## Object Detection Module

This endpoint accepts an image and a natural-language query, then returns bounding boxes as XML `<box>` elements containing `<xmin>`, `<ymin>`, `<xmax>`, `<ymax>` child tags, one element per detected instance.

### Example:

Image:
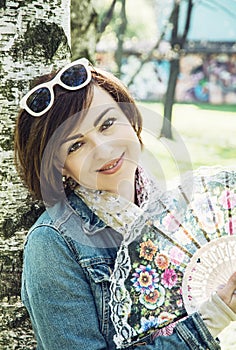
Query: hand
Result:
<box><xmin>217</xmin><ymin>272</ymin><xmax>236</xmax><ymax>313</ymax></box>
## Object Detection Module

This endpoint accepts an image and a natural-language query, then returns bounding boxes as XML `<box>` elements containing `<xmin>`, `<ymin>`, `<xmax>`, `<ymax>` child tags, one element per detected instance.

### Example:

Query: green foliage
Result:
<box><xmin>90</xmin><ymin>0</ymin><xmax>157</xmax><ymax>43</ymax></box>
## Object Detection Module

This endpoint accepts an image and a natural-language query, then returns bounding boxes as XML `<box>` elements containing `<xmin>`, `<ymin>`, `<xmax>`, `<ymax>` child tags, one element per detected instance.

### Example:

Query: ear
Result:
<box><xmin>62</xmin><ymin>168</ymin><xmax>69</xmax><ymax>177</ymax></box>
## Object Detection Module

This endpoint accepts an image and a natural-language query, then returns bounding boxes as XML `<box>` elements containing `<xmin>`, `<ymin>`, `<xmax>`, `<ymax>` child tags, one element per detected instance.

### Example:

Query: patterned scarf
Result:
<box><xmin>75</xmin><ymin>167</ymin><xmax>155</xmax><ymax>236</ymax></box>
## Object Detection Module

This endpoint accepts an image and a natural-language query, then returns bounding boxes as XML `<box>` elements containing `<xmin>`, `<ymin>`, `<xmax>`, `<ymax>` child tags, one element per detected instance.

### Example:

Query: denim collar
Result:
<box><xmin>66</xmin><ymin>192</ymin><xmax>107</xmax><ymax>235</ymax></box>
<box><xmin>45</xmin><ymin>191</ymin><xmax>106</xmax><ymax>236</ymax></box>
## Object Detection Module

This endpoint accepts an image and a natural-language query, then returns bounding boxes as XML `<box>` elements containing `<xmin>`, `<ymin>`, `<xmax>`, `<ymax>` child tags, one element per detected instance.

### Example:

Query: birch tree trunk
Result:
<box><xmin>0</xmin><ymin>1</ymin><xmax>71</xmax><ymax>348</ymax></box>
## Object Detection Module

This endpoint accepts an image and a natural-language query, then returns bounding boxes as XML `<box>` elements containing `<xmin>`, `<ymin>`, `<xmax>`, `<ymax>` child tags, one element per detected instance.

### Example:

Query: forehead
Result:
<box><xmin>77</xmin><ymin>85</ymin><xmax>120</xmax><ymax>129</ymax></box>
<box><xmin>88</xmin><ymin>84</ymin><xmax>117</xmax><ymax>113</ymax></box>
<box><xmin>91</xmin><ymin>84</ymin><xmax>115</xmax><ymax>105</ymax></box>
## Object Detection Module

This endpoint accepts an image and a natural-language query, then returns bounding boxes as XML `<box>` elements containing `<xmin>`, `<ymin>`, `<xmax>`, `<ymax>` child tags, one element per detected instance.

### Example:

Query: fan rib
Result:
<box><xmin>178</xmin><ymin>185</ymin><xmax>211</xmax><ymax>243</ymax></box>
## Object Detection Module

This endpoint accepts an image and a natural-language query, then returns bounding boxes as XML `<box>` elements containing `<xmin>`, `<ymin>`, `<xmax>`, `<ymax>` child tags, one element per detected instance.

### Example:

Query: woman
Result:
<box><xmin>15</xmin><ymin>58</ymin><xmax>236</xmax><ymax>349</ymax></box>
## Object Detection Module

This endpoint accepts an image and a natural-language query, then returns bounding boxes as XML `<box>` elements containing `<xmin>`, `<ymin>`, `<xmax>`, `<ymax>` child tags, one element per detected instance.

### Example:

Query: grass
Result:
<box><xmin>138</xmin><ymin>101</ymin><xmax>236</xmax><ymax>186</ymax></box>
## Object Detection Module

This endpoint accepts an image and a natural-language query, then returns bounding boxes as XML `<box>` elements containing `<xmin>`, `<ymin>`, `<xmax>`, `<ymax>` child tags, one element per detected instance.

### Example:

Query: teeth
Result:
<box><xmin>102</xmin><ymin>160</ymin><xmax>118</xmax><ymax>171</ymax></box>
<box><xmin>98</xmin><ymin>153</ymin><xmax>124</xmax><ymax>172</ymax></box>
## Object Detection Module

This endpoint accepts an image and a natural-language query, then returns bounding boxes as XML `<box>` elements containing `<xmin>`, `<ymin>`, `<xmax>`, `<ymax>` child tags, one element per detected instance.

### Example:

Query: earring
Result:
<box><xmin>62</xmin><ymin>176</ymin><xmax>78</xmax><ymax>190</ymax></box>
<box><xmin>62</xmin><ymin>175</ymin><xmax>67</xmax><ymax>188</ymax></box>
<box><xmin>67</xmin><ymin>177</ymin><xmax>78</xmax><ymax>190</ymax></box>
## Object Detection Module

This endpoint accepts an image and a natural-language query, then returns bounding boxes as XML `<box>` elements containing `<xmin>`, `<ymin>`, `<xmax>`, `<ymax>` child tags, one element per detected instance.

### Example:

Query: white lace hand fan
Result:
<box><xmin>182</xmin><ymin>235</ymin><xmax>236</xmax><ymax>314</ymax></box>
<box><xmin>109</xmin><ymin>166</ymin><xmax>236</xmax><ymax>349</ymax></box>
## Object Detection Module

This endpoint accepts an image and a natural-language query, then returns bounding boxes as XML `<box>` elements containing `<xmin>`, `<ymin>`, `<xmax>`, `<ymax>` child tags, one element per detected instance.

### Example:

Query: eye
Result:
<box><xmin>68</xmin><ymin>140</ymin><xmax>84</xmax><ymax>154</ymax></box>
<box><xmin>99</xmin><ymin>117</ymin><xmax>116</xmax><ymax>132</ymax></box>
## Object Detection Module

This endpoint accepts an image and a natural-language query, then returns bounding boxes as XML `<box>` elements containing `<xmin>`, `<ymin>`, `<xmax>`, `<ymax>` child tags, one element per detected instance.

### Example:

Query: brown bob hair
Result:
<box><xmin>14</xmin><ymin>63</ymin><xmax>143</xmax><ymax>206</ymax></box>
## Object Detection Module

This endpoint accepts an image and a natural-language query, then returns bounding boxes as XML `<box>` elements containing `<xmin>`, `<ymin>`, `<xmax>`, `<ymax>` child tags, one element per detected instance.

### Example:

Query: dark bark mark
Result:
<box><xmin>1</xmin><ymin>201</ymin><xmax>44</xmax><ymax>239</ymax></box>
<box><xmin>0</xmin><ymin>0</ymin><xmax>6</xmax><ymax>9</ymax></box>
<box><xmin>10</xmin><ymin>21</ymin><xmax>70</xmax><ymax>63</ymax></box>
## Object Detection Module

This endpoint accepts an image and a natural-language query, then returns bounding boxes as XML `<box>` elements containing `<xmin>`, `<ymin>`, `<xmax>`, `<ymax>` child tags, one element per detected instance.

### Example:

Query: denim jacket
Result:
<box><xmin>21</xmin><ymin>192</ymin><xmax>221</xmax><ymax>350</ymax></box>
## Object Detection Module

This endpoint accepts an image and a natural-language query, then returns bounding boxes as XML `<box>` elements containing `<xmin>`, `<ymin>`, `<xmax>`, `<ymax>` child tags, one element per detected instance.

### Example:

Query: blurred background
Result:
<box><xmin>71</xmin><ymin>0</ymin><xmax>236</xmax><ymax>183</ymax></box>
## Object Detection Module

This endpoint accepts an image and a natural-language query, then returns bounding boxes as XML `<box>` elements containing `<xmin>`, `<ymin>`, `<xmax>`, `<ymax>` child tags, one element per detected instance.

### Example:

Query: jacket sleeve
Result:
<box><xmin>199</xmin><ymin>292</ymin><xmax>236</xmax><ymax>338</ymax></box>
<box><xmin>21</xmin><ymin>225</ymin><xmax>109</xmax><ymax>350</ymax></box>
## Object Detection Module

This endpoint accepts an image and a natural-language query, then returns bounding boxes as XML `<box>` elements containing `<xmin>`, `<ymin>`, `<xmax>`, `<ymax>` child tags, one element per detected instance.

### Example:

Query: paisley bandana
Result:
<box><xmin>75</xmin><ymin>166</ymin><xmax>236</xmax><ymax>348</ymax></box>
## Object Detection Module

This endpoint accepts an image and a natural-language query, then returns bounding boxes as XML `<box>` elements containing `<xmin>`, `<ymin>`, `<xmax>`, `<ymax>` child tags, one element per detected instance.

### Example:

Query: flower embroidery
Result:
<box><xmin>176</xmin><ymin>299</ymin><xmax>183</xmax><ymax>307</ymax></box>
<box><xmin>139</xmin><ymin>286</ymin><xmax>165</xmax><ymax>309</ymax></box>
<box><xmin>139</xmin><ymin>239</ymin><xmax>158</xmax><ymax>261</ymax></box>
<box><xmin>169</xmin><ymin>246</ymin><xmax>185</xmax><ymax>265</ymax></box>
<box><xmin>157</xmin><ymin>311</ymin><xmax>176</xmax><ymax>325</ymax></box>
<box><xmin>139</xmin><ymin>316</ymin><xmax>159</xmax><ymax>333</ymax></box>
<box><xmin>161</xmin><ymin>269</ymin><xmax>178</xmax><ymax>289</ymax></box>
<box><xmin>131</xmin><ymin>264</ymin><xmax>159</xmax><ymax>294</ymax></box>
<box><xmin>155</xmin><ymin>253</ymin><xmax>169</xmax><ymax>270</ymax></box>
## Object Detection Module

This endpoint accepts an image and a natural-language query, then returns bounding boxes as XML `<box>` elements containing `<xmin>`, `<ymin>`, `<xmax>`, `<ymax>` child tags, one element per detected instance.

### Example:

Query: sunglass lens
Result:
<box><xmin>61</xmin><ymin>64</ymin><xmax>88</xmax><ymax>87</ymax></box>
<box><xmin>26</xmin><ymin>87</ymin><xmax>51</xmax><ymax>113</ymax></box>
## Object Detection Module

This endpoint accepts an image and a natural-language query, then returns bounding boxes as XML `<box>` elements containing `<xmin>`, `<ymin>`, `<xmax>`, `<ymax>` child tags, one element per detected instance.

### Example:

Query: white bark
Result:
<box><xmin>0</xmin><ymin>1</ymin><xmax>71</xmax><ymax>348</ymax></box>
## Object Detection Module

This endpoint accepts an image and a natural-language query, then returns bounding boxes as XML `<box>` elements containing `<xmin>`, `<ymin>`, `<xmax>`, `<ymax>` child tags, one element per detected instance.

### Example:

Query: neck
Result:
<box><xmin>116</xmin><ymin>179</ymin><xmax>135</xmax><ymax>203</ymax></box>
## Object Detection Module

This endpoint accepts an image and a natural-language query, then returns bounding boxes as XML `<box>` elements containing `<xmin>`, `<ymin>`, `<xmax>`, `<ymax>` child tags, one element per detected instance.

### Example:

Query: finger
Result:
<box><xmin>226</xmin><ymin>272</ymin><xmax>236</xmax><ymax>294</ymax></box>
<box><xmin>217</xmin><ymin>272</ymin><xmax>236</xmax><ymax>301</ymax></box>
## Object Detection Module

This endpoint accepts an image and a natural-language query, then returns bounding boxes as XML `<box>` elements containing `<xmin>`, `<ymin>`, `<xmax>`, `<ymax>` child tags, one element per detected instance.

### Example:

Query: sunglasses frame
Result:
<box><xmin>20</xmin><ymin>58</ymin><xmax>92</xmax><ymax>117</ymax></box>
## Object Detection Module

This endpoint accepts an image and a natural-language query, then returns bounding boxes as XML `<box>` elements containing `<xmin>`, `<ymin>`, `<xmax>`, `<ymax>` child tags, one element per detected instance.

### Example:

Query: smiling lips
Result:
<box><xmin>97</xmin><ymin>152</ymin><xmax>125</xmax><ymax>174</ymax></box>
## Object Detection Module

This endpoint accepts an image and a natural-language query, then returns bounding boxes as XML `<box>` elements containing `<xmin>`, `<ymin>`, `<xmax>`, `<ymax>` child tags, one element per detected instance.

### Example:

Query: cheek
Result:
<box><xmin>77</xmin><ymin>167</ymin><xmax>98</xmax><ymax>189</ymax></box>
<box><xmin>64</xmin><ymin>155</ymin><xmax>82</xmax><ymax>177</ymax></box>
<box><xmin>68</xmin><ymin>154</ymin><xmax>94</xmax><ymax>182</ymax></box>
<box><xmin>119</xmin><ymin>125</ymin><xmax>140</xmax><ymax>145</ymax></box>
<box><xmin>126</xmin><ymin>132</ymin><xmax>142</xmax><ymax>155</ymax></box>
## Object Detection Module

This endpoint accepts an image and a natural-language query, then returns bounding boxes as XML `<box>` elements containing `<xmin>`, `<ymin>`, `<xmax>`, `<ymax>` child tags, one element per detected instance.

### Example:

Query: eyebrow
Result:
<box><xmin>62</xmin><ymin>107</ymin><xmax>116</xmax><ymax>145</ymax></box>
<box><xmin>93</xmin><ymin>107</ymin><xmax>115</xmax><ymax>127</ymax></box>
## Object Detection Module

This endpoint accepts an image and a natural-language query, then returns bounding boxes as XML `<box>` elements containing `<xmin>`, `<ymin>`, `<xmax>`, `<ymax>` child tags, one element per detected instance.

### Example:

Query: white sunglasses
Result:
<box><xmin>20</xmin><ymin>58</ymin><xmax>92</xmax><ymax>117</ymax></box>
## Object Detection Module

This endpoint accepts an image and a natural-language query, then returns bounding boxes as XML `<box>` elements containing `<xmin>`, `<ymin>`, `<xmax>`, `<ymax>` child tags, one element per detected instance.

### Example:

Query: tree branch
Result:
<box><xmin>127</xmin><ymin>2</ymin><xmax>178</xmax><ymax>87</ymax></box>
<box><xmin>98</xmin><ymin>0</ymin><xmax>117</xmax><ymax>34</ymax></box>
<box><xmin>115</xmin><ymin>0</ymin><xmax>127</xmax><ymax>76</ymax></box>
<box><xmin>182</xmin><ymin>0</ymin><xmax>194</xmax><ymax>42</ymax></box>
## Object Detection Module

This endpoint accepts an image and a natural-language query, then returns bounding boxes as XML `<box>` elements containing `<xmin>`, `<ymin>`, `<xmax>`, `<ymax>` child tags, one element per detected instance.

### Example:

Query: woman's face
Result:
<box><xmin>62</xmin><ymin>85</ymin><xmax>141</xmax><ymax>201</ymax></box>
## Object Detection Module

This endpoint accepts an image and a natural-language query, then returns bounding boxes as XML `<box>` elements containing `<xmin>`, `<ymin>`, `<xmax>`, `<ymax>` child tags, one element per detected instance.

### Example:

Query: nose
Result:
<box><xmin>89</xmin><ymin>132</ymin><xmax>113</xmax><ymax>160</ymax></box>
